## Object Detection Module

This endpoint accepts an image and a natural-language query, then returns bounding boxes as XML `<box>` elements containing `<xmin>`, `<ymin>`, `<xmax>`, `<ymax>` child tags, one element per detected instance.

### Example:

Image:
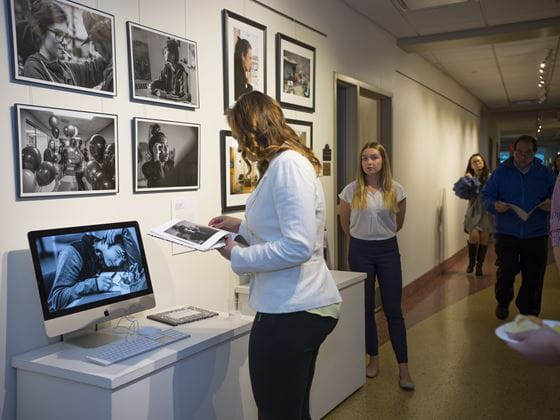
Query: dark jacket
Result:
<box><xmin>482</xmin><ymin>157</ymin><xmax>555</xmax><ymax>238</ymax></box>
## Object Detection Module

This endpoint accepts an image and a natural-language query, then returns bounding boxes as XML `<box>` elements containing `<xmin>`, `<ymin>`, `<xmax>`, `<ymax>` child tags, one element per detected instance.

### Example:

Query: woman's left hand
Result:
<box><xmin>217</xmin><ymin>237</ymin><xmax>238</xmax><ymax>261</ymax></box>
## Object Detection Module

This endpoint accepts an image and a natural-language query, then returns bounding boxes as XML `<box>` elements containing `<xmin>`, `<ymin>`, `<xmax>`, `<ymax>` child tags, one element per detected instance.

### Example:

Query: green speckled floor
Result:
<box><xmin>325</xmin><ymin>264</ymin><xmax>560</xmax><ymax>420</ymax></box>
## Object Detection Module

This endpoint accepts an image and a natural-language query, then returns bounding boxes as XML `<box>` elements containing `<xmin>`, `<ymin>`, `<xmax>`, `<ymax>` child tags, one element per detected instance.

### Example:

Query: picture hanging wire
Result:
<box><xmin>250</xmin><ymin>0</ymin><xmax>328</xmax><ymax>37</ymax></box>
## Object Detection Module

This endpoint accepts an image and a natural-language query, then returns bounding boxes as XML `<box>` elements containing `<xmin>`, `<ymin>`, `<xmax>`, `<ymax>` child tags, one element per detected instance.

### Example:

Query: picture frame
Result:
<box><xmin>16</xmin><ymin>103</ymin><xmax>118</xmax><ymax>198</ymax></box>
<box><xmin>276</xmin><ymin>33</ymin><xmax>316</xmax><ymax>112</ymax></box>
<box><xmin>9</xmin><ymin>0</ymin><xmax>116</xmax><ymax>96</ymax></box>
<box><xmin>134</xmin><ymin>117</ymin><xmax>200</xmax><ymax>193</ymax></box>
<box><xmin>220</xmin><ymin>130</ymin><xmax>259</xmax><ymax>212</ymax></box>
<box><xmin>127</xmin><ymin>21</ymin><xmax>200</xmax><ymax>109</ymax></box>
<box><xmin>222</xmin><ymin>9</ymin><xmax>267</xmax><ymax>111</ymax></box>
<box><xmin>286</xmin><ymin>119</ymin><xmax>313</xmax><ymax>150</ymax></box>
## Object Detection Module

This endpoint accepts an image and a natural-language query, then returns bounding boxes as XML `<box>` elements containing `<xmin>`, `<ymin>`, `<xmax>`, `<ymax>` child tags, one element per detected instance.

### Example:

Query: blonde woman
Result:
<box><xmin>339</xmin><ymin>142</ymin><xmax>414</xmax><ymax>390</ymax></box>
<box><xmin>210</xmin><ymin>91</ymin><xmax>341</xmax><ymax>419</ymax></box>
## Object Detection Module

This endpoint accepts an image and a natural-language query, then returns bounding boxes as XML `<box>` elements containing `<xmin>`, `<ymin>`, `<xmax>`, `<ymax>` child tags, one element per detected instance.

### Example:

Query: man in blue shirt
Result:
<box><xmin>482</xmin><ymin>135</ymin><xmax>555</xmax><ymax>320</ymax></box>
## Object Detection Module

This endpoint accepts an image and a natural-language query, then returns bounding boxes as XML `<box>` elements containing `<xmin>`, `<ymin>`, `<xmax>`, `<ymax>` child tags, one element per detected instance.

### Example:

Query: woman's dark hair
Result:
<box><xmin>147</xmin><ymin>124</ymin><xmax>166</xmax><ymax>159</ymax></box>
<box><xmin>163</xmin><ymin>38</ymin><xmax>180</xmax><ymax>62</ymax></box>
<box><xmin>465</xmin><ymin>153</ymin><xmax>490</xmax><ymax>184</ymax></box>
<box><xmin>553</xmin><ymin>152</ymin><xmax>560</xmax><ymax>175</ymax></box>
<box><xmin>17</xmin><ymin>0</ymin><xmax>67</xmax><ymax>60</ymax></box>
<box><xmin>234</xmin><ymin>38</ymin><xmax>251</xmax><ymax>85</ymax></box>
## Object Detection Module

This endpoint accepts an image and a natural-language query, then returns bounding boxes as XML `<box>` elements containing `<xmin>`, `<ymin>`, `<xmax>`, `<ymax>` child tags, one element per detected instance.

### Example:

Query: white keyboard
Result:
<box><xmin>85</xmin><ymin>329</ymin><xmax>190</xmax><ymax>366</ymax></box>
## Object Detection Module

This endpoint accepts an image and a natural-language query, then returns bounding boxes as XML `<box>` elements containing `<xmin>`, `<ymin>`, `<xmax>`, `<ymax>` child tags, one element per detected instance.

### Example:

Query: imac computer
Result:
<box><xmin>28</xmin><ymin>221</ymin><xmax>156</xmax><ymax>345</ymax></box>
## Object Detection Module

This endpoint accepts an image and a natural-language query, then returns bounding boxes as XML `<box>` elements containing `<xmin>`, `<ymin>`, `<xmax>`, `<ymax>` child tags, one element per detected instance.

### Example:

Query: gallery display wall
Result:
<box><xmin>0</xmin><ymin>0</ymin><xmax>481</xmax><ymax>418</ymax></box>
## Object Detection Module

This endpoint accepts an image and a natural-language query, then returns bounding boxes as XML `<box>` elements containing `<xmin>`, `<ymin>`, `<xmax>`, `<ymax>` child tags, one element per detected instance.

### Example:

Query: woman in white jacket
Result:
<box><xmin>210</xmin><ymin>91</ymin><xmax>341</xmax><ymax>420</ymax></box>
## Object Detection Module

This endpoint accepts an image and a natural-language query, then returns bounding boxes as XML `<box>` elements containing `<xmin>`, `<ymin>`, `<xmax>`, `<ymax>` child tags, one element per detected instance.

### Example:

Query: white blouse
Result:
<box><xmin>339</xmin><ymin>180</ymin><xmax>406</xmax><ymax>240</ymax></box>
<box><xmin>231</xmin><ymin>150</ymin><xmax>342</xmax><ymax>313</ymax></box>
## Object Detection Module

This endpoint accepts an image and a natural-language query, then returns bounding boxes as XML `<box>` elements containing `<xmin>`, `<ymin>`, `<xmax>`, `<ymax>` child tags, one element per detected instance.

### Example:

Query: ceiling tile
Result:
<box><xmin>343</xmin><ymin>0</ymin><xmax>417</xmax><ymax>37</ymax></box>
<box><xmin>403</xmin><ymin>1</ymin><xmax>485</xmax><ymax>35</ymax></box>
<box><xmin>481</xmin><ymin>0</ymin><xmax>560</xmax><ymax>25</ymax></box>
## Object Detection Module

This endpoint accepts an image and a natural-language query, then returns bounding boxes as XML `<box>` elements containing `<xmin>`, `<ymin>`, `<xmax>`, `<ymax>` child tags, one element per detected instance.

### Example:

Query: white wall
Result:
<box><xmin>0</xmin><ymin>0</ymin><xmax>481</xmax><ymax>418</ymax></box>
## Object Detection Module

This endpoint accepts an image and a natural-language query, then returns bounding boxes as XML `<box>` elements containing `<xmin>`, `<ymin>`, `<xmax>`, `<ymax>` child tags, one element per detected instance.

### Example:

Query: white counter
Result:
<box><xmin>13</xmin><ymin>270</ymin><xmax>366</xmax><ymax>420</ymax></box>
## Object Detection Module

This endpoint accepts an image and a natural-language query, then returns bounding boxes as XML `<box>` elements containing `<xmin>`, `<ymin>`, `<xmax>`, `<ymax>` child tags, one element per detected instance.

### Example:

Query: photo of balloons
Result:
<box><xmin>35</xmin><ymin>161</ymin><xmax>57</xmax><ymax>186</ymax></box>
<box><xmin>16</xmin><ymin>104</ymin><xmax>118</xmax><ymax>198</ymax></box>
<box><xmin>48</xmin><ymin>115</ymin><xmax>58</xmax><ymax>129</ymax></box>
<box><xmin>21</xmin><ymin>168</ymin><xmax>38</xmax><ymax>193</ymax></box>
<box><xmin>21</xmin><ymin>146</ymin><xmax>41</xmax><ymax>172</ymax></box>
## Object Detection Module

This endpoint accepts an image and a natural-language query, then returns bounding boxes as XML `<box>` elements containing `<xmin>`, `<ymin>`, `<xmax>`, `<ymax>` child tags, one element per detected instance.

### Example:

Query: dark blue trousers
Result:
<box><xmin>349</xmin><ymin>236</ymin><xmax>408</xmax><ymax>363</ymax></box>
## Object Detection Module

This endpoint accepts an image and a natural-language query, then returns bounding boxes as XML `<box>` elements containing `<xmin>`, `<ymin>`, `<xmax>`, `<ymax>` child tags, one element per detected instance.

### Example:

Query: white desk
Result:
<box><xmin>13</xmin><ymin>270</ymin><xmax>365</xmax><ymax>420</ymax></box>
<box><xmin>235</xmin><ymin>270</ymin><xmax>366</xmax><ymax>419</ymax></box>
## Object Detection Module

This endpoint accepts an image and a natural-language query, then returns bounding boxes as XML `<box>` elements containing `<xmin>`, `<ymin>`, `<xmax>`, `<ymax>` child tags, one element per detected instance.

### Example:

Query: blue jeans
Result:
<box><xmin>349</xmin><ymin>236</ymin><xmax>408</xmax><ymax>363</ymax></box>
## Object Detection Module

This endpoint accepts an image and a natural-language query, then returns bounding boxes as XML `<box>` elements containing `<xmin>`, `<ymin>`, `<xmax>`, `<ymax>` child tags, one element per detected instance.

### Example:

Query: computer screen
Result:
<box><xmin>28</xmin><ymin>221</ymin><xmax>155</xmax><ymax>337</ymax></box>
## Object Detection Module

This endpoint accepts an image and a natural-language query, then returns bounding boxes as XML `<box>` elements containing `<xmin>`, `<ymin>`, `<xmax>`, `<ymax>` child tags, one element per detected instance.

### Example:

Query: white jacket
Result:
<box><xmin>231</xmin><ymin>150</ymin><xmax>342</xmax><ymax>313</ymax></box>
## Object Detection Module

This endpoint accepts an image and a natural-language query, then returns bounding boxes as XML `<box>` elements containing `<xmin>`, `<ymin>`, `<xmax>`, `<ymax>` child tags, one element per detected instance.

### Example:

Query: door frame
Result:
<box><xmin>333</xmin><ymin>73</ymin><xmax>393</xmax><ymax>270</ymax></box>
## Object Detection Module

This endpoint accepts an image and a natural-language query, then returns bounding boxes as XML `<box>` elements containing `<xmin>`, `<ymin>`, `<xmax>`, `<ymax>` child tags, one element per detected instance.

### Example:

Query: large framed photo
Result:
<box><xmin>286</xmin><ymin>119</ymin><xmax>313</xmax><ymax>150</ymax></box>
<box><xmin>134</xmin><ymin>118</ymin><xmax>200</xmax><ymax>193</ymax></box>
<box><xmin>16</xmin><ymin>103</ymin><xmax>118</xmax><ymax>198</ymax></box>
<box><xmin>9</xmin><ymin>0</ymin><xmax>116</xmax><ymax>96</ymax></box>
<box><xmin>222</xmin><ymin>9</ymin><xmax>266</xmax><ymax>111</ymax></box>
<box><xmin>127</xmin><ymin>22</ymin><xmax>199</xmax><ymax>109</ymax></box>
<box><xmin>220</xmin><ymin>130</ymin><xmax>259</xmax><ymax>212</ymax></box>
<box><xmin>276</xmin><ymin>33</ymin><xmax>315</xmax><ymax>112</ymax></box>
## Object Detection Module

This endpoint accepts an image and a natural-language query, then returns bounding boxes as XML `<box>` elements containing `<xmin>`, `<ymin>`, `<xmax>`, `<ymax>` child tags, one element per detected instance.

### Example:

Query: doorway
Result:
<box><xmin>334</xmin><ymin>74</ymin><xmax>393</xmax><ymax>270</ymax></box>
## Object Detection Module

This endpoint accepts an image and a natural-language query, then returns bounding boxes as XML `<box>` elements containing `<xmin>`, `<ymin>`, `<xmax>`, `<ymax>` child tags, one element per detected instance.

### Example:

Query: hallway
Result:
<box><xmin>325</xmin><ymin>249</ymin><xmax>560</xmax><ymax>420</ymax></box>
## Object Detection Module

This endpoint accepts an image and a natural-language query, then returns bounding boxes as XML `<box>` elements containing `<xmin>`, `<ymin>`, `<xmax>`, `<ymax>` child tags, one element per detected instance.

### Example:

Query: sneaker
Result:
<box><xmin>496</xmin><ymin>304</ymin><xmax>509</xmax><ymax>320</ymax></box>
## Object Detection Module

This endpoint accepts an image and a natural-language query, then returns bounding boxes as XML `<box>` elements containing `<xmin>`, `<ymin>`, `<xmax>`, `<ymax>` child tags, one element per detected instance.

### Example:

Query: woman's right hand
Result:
<box><xmin>209</xmin><ymin>215</ymin><xmax>242</xmax><ymax>233</ymax></box>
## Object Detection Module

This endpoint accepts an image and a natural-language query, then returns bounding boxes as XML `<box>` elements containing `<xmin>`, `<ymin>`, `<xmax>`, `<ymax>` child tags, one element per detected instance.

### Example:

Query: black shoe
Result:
<box><xmin>475</xmin><ymin>264</ymin><xmax>483</xmax><ymax>276</ymax></box>
<box><xmin>466</xmin><ymin>263</ymin><xmax>475</xmax><ymax>274</ymax></box>
<box><xmin>496</xmin><ymin>305</ymin><xmax>509</xmax><ymax>320</ymax></box>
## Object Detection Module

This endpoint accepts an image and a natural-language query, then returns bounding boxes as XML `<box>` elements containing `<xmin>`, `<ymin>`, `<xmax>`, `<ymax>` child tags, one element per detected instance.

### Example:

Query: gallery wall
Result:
<box><xmin>0</xmin><ymin>0</ymin><xmax>481</xmax><ymax>418</ymax></box>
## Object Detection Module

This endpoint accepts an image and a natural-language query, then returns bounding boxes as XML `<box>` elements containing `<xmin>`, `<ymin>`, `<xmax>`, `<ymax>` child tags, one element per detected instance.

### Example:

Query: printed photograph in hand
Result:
<box><xmin>33</xmin><ymin>227</ymin><xmax>147</xmax><ymax>313</ymax></box>
<box><xmin>128</xmin><ymin>21</ymin><xmax>199</xmax><ymax>108</ymax></box>
<box><xmin>10</xmin><ymin>0</ymin><xmax>115</xmax><ymax>95</ymax></box>
<box><xmin>165</xmin><ymin>221</ymin><xmax>220</xmax><ymax>246</ymax></box>
<box><xmin>16</xmin><ymin>103</ymin><xmax>118</xmax><ymax>198</ymax></box>
<box><xmin>134</xmin><ymin>117</ymin><xmax>200</xmax><ymax>192</ymax></box>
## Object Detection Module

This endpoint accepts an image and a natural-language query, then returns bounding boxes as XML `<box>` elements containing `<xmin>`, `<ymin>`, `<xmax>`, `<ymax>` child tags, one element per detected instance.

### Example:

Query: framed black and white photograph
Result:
<box><xmin>127</xmin><ymin>22</ymin><xmax>199</xmax><ymax>109</ymax></box>
<box><xmin>10</xmin><ymin>0</ymin><xmax>116</xmax><ymax>95</ymax></box>
<box><xmin>276</xmin><ymin>33</ymin><xmax>315</xmax><ymax>112</ymax></box>
<box><xmin>286</xmin><ymin>119</ymin><xmax>313</xmax><ymax>150</ymax></box>
<box><xmin>16</xmin><ymin>103</ymin><xmax>118</xmax><ymax>198</ymax></box>
<box><xmin>222</xmin><ymin>9</ymin><xmax>266</xmax><ymax>110</ymax></box>
<box><xmin>220</xmin><ymin>130</ymin><xmax>259</xmax><ymax>212</ymax></box>
<box><xmin>134</xmin><ymin>118</ymin><xmax>200</xmax><ymax>193</ymax></box>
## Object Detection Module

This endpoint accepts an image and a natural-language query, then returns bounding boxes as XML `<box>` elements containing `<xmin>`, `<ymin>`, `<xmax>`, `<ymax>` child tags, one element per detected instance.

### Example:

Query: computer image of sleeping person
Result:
<box><xmin>44</xmin><ymin>227</ymin><xmax>147</xmax><ymax>312</ymax></box>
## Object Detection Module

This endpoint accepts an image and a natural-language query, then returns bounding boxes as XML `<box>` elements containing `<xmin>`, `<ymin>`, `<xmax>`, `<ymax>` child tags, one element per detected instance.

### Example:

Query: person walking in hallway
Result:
<box><xmin>462</xmin><ymin>153</ymin><xmax>494</xmax><ymax>276</ymax></box>
<box><xmin>339</xmin><ymin>142</ymin><xmax>414</xmax><ymax>391</ymax></box>
<box><xmin>482</xmin><ymin>135</ymin><xmax>555</xmax><ymax>320</ymax></box>
<box><xmin>507</xmin><ymin>174</ymin><xmax>560</xmax><ymax>365</ymax></box>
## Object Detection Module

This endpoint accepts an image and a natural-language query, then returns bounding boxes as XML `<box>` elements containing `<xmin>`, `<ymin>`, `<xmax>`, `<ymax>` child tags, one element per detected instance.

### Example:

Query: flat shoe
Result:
<box><xmin>399</xmin><ymin>377</ymin><xmax>415</xmax><ymax>391</ymax></box>
<box><xmin>366</xmin><ymin>364</ymin><xmax>378</xmax><ymax>378</ymax></box>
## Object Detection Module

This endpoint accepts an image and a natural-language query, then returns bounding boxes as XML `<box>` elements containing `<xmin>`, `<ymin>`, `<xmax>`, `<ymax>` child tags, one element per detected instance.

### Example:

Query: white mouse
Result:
<box><xmin>138</xmin><ymin>326</ymin><xmax>161</xmax><ymax>336</ymax></box>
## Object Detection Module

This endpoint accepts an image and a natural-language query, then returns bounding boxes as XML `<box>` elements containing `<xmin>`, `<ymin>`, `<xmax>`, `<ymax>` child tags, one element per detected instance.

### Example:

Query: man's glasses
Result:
<box><xmin>47</xmin><ymin>28</ymin><xmax>71</xmax><ymax>43</ymax></box>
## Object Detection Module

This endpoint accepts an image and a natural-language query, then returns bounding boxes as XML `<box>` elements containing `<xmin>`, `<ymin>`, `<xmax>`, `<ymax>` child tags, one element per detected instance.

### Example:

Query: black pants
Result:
<box><xmin>249</xmin><ymin>311</ymin><xmax>337</xmax><ymax>420</ymax></box>
<box><xmin>348</xmin><ymin>236</ymin><xmax>408</xmax><ymax>363</ymax></box>
<box><xmin>494</xmin><ymin>234</ymin><xmax>548</xmax><ymax>315</ymax></box>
